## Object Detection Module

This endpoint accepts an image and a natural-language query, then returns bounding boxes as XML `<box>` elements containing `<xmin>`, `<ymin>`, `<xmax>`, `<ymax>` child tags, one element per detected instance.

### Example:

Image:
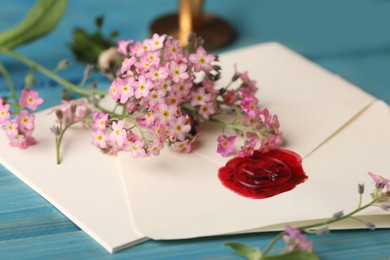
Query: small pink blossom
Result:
<box><xmin>150</xmin><ymin>33</ymin><xmax>166</xmax><ymax>51</ymax></box>
<box><xmin>121</xmin><ymin>56</ymin><xmax>136</xmax><ymax>74</ymax></box>
<box><xmin>164</xmin><ymin>38</ymin><xmax>182</xmax><ymax>60</ymax></box>
<box><xmin>159</xmin><ymin>80</ymin><xmax>172</xmax><ymax>93</ymax></box>
<box><xmin>199</xmin><ymin>102</ymin><xmax>215</xmax><ymax>120</ymax></box>
<box><xmin>368</xmin><ymin>172</ymin><xmax>390</xmax><ymax>191</ymax></box>
<box><xmin>222</xmin><ymin>90</ymin><xmax>238</xmax><ymax>105</ymax></box>
<box><xmin>258</xmin><ymin>108</ymin><xmax>271</xmax><ymax>128</ymax></box>
<box><xmin>239</xmin><ymin>138</ymin><xmax>257</xmax><ymax>157</ymax></box>
<box><xmin>15</xmin><ymin>110</ymin><xmax>35</xmax><ymax>130</ymax></box>
<box><xmin>109</xmin><ymin>78</ymin><xmax>122</xmax><ymax>100</ymax></box>
<box><xmin>92</xmin><ymin>112</ymin><xmax>109</xmax><ymax>131</ymax></box>
<box><xmin>125</xmin><ymin>130</ymin><xmax>141</xmax><ymax>143</ymax></box>
<box><xmin>172</xmin><ymin>82</ymin><xmax>192</xmax><ymax>98</ymax></box>
<box><xmin>91</xmin><ymin>131</ymin><xmax>108</xmax><ymax>149</ymax></box>
<box><xmin>145</xmin><ymin>51</ymin><xmax>161</xmax><ymax>66</ymax></box>
<box><xmin>135</xmin><ymin>57</ymin><xmax>152</xmax><ymax>72</ymax></box>
<box><xmin>147</xmin><ymin>66</ymin><xmax>168</xmax><ymax>82</ymax></box>
<box><xmin>147</xmin><ymin>141</ymin><xmax>164</xmax><ymax>156</ymax></box>
<box><xmin>2</xmin><ymin>120</ymin><xmax>18</xmax><ymax>137</ymax></box>
<box><xmin>169</xmin><ymin>62</ymin><xmax>189</xmax><ymax>83</ymax></box>
<box><xmin>152</xmin><ymin>122</ymin><xmax>167</xmax><ymax>142</ymax></box>
<box><xmin>283</xmin><ymin>226</ymin><xmax>313</xmax><ymax>253</ymax></box>
<box><xmin>140</xmin><ymin>39</ymin><xmax>151</xmax><ymax>54</ymax></box>
<box><xmin>117</xmin><ymin>39</ymin><xmax>133</xmax><ymax>55</ymax></box>
<box><xmin>155</xmin><ymin>104</ymin><xmax>177</xmax><ymax>124</ymax></box>
<box><xmin>134</xmin><ymin>75</ymin><xmax>152</xmax><ymax>99</ymax></box>
<box><xmin>259</xmin><ymin>135</ymin><xmax>282</xmax><ymax>153</ymax></box>
<box><xmin>146</xmin><ymin>90</ymin><xmax>165</xmax><ymax>107</ymax></box>
<box><xmin>109</xmin><ymin>120</ymin><xmax>127</xmax><ymax>147</ymax></box>
<box><xmin>119</xmin><ymin>77</ymin><xmax>135</xmax><ymax>103</ymax></box>
<box><xmin>169</xmin><ymin>115</ymin><xmax>191</xmax><ymax>141</ymax></box>
<box><xmin>188</xmin><ymin>47</ymin><xmax>215</xmax><ymax>72</ymax></box>
<box><xmin>8</xmin><ymin>134</ymin><xmax>36</xmax><ymax>149</ymax></box>
<box><xmin>139</xmin><ymin>111</ymin><xmax>155</xmax><ymax>127</ymax></box>
<box><xmin>239</xmin><ymin>83</ymin><xmax>258</xmax><ymax>99</ymax></box>
<box><xmin>239</xmin><ymin>97</ymin><xmax>258</xmax><ymax>117</ymax></box>
<box><xmin>128</xmin><ymin>140</ymin><xmax>146</xmax><ymax>158</ymax></box>
<box><xmin>190</xmin><ymin>87</ymin><xmax>211</xmax><ymax>107</ymax></box>
<box><xmin>19</xmin><ymin>89</ymin><xmax>43</xmax><ymax>111</ymax></box>
<box><xmin>170</xmin><ymin>139</ymin><xmax>192</xmax><ymax>153</ymax></box>
<box><xmin>0</xmin><ymin>101</ymin><xmax>10</xmax><ymax>124</ymax></box>
<box><xmin>217</xmin><ymin>135</ymin><xmax>236</xmax><ymax>157</ymax></box>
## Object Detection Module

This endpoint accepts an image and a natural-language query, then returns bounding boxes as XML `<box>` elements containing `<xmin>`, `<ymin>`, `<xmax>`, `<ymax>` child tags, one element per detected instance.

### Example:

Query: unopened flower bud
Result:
<box><xmin>332</xmin><ymin>210</ymin><xmax>344</xmax><ymax>219</ymax></box>
<box><xmin>376</xmin><ymin>183</ymin><xmax>385</xmax><ymax>190</ymax></box>
<box><xmin>316</xmin><ymin>226</ymin><xmax>329</xmax><ymax>235</ymax></box>
<box><xmin>89</xmin><ymin>82</ymin><xmax>98</xmax><ymax>89</ymax></box>
<box><xmin>50</xmin><ymin>125</ymin><xmax>61</xmax><ymax>136</ymax></box>
<box><xmin>364</xmin><ymin>221</ymin><xmax>375</xmax><ymax>230</ymax></box>
<box><xmin>213</xmin><ymin>65</ymin><xmax>222</xmax><ymax>71</ymax></box>
<box><xmin>24</xmin><ymin>72</ymin><xmax>36</xmax><ymax>88</ymax></box>
<box><xmin>55</xmin><ymin>59</ymin><xmax>69</xmax><ymax>71</ymax></box>
<box><xmin>226</xmin><ymin>108</ymin><xmax>236</xmax><ymax>115</ymax></box>
<box><xmin>1</xmin><ymin>96</ymin><xmax>8</xmax><ymax>104</ymax></box>
<box><xmin>380</xmin><ymin>204</ymin><xmax>390</xmax><ymax>211</ymax></box>
<box><xmin>187</xmin><ymin>32</ymin><xmax>196</xmax><ymax>43</ymax></box>
<box><xmin>83</xmin><ymin>64</ymin><xmax>94</xmax><ymax>79</ymax></box>
<box><xmin>232</xmin><ymin>73</ymin><xmax>240</xmax><ymax>82</ymax></box>
<box><xmin>84</xmin><ymin>109</ymin><xmax>92</xmax><ymax>117</ymax></box>
<box><xmin>55</xmin><ymin>109</ymin><xmax>63</xmax><ymax>120</ymax></box>
<box><xmin>194</xmin><ymin>38</ymin><xmax>204</xmax><ymax>49</ymax></box>
<box><xmin>62</xmin><ymin>90</ymin><xmax>70</xmax><ymax>101</ymax></box>
<box><xmin>358</xmin><ymin>183</ymin><xmax>364</xmax><ymax>194</ymax></box>
<box><xmin>71</xmin><ymin>104</ymin><xmax>77</xmax><ymax>114</ymax></box>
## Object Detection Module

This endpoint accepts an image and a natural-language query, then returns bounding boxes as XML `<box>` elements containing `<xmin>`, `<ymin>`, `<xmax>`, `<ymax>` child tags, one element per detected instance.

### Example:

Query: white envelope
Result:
<box><xmin>0</xmin><ymin>108</ymin><xmax>146</xmax><ymax>253</ymax></box>
<box><xmin>118</xmin><ymin>43</ymin><xmax>390</xmax><ymax>240</ymax></box>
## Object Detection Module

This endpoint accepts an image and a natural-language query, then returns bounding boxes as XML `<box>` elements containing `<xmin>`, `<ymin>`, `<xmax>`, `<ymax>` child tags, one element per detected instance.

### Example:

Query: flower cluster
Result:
<box><xmin>90</xmin><ymin>34</ymin><xmax>282</xmax><ymax>158</ymax></box>
<box><xmin>282</xmin><ymin>226</ymin><xmax>314</xmax><ymax>253</ymax></box>
<box><xmin>0</xmin><ymin>89</ymin><xmax>43</xmax><ymax>149</ymax></box>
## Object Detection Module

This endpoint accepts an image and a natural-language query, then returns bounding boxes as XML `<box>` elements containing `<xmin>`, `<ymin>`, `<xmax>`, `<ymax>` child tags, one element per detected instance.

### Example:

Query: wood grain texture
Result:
<box><xmin>0</xmin><ymin>0</ymin><xmax>389</xmax><ymax>259</ymax></box>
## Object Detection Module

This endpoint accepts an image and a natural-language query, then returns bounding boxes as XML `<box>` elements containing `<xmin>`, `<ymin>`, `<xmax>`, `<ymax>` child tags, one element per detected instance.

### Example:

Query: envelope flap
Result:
<box><xmin>193</xmin><ymin>100</ymin><xmax>374</xmax><ymax>166</ymax></box>
<box><xmin>118</xmin><ymin>101</ymin><xmax>389</xmax><ymax>240</ymax></box>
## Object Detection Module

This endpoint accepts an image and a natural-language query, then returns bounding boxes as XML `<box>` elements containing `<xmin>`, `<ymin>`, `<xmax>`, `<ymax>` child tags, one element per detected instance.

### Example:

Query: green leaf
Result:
<box><xmin>0</xmin><ymin>0</ymin><xmax>67</xmax><ymax>49</ymax></box>
<box><xmin>225</xmin><ymin>242</ymin><xmax>262</xmax><ymax>260</ymax></box>
<box><xmin>261</xmin><ymin>250</ymin><xmax>319</xmax><ymax>260</ymax></box>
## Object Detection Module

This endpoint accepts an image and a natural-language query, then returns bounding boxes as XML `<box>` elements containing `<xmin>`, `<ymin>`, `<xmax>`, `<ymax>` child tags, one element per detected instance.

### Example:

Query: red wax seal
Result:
<box><xmin>218</xmin><ymin>149</ymin><xmax>307</xmax><ymax>199</ymax></box>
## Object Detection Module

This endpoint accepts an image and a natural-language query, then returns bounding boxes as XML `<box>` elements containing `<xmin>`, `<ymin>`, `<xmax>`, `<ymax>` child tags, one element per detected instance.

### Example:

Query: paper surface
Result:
<box><xmin>118</xmin><ymin>42</ymin><xmax>390</xmax><ymax>240</ymax></box>
<box><xmin>0</xmin><ymin>109</ymin><xmax>146</xmax><ymax>253</ymax></box>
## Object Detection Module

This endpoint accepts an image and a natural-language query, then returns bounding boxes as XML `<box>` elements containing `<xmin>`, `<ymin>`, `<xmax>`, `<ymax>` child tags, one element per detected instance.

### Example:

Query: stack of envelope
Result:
<box><xmin>0</xmin><ymin>43</ymin><xmax>389</xmax><ymax>253</ymax></box>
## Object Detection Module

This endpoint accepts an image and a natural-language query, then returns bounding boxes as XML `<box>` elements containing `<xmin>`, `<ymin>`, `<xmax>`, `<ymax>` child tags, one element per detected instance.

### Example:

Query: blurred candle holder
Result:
<box><xmin>150</xmin><ymin>0</ymin><xmax>235</xmax><ymax>50</ymax></box>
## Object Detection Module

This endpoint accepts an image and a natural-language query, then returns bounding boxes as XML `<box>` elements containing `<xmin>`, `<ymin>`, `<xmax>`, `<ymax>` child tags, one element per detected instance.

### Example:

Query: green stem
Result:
<box><xmin>55</xmin><ymin>117</ymin><xmax>87</xmax><ymax>164</ymax></box>
<box><xmin>0</xmin><ymin>47</ymin><xmax>106</xmax><ymax>97</ymax></box>
<box><xmin>261</xmin><ymin>198</ymin><xmax>380</xmax><ymax>257</ymax></box>
<box><xmin>262</xmin><ymin>232</ymin><xmax>285</xmax><ymax>256</ymax></box>
<box><xmin>300</xmin><ymin>198</ymin><xmax>378</xmax><ymax>231</ymax></box>
<box><xmin>0</xmin><ymin>63</ymin><xmax>22</xmax><ymax>113</ymax></box>
<box><xmin>209</xmin><ymin>116</ymin><xmax>269</xmax><ymax>139</ymax></box>
<box><xmin>129</xmin><ymin>116</ymin><xmax>149</xmax><ymax>148</ymax></box>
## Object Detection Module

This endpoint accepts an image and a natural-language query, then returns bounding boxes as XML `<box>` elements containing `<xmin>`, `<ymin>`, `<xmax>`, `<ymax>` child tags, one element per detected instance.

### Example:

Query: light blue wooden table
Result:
<box><xmin>1</xmin><ymin>1</ymin><xmax>390</xmax><ymax>259</ymax></box>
